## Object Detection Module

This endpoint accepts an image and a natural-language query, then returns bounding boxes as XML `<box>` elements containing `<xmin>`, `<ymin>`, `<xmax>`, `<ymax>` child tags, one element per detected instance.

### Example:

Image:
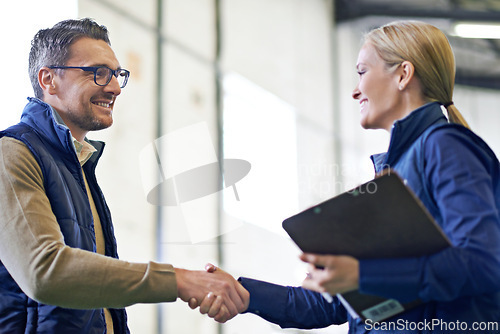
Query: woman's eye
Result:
<box><xmin>357</xmin><ymin>71</ymin><xmax>365</xmax><ymax>77</ymax></box>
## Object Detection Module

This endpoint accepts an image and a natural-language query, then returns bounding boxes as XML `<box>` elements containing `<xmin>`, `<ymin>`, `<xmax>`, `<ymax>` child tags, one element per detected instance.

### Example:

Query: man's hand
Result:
<box><xmin>300</xmin><ymin>253</ymin><xmax>359</xmax><ymax>295</ymax></box>
<box><xmin>175</xmin><ymin>264</ymin><xmax>249</xmax><ymax>323</ymax></box>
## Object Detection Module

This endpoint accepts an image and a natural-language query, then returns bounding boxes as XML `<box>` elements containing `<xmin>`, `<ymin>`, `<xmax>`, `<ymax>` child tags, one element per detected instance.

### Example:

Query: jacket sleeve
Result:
<box><xmin>358</xmin><ymin>128</ymin><xmax>500</xmax><ymax>303</ymax></box>
<box><xmin>0</xmin><ymin>137</ymin><xmax>178</xmax><ymax>309</ymax></box>
<box><xmin>238</xmin><ymin>277</ymin><xmax>348</xmax><ymax>329</ymax></box>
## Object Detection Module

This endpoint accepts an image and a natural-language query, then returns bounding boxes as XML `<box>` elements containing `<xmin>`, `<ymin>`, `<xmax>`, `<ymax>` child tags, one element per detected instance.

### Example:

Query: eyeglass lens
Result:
<box><xmin>95</xmin><ymin>67</ymin><xmax>129</xmax><ymax>88</ymax></box>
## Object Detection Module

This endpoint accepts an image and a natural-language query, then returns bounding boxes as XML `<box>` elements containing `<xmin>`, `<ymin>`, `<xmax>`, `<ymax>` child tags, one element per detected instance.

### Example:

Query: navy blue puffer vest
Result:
<box><xmin>0</xmin><ymin>98</ymin><xmax>129</xmax><ymax>333</ymax></box>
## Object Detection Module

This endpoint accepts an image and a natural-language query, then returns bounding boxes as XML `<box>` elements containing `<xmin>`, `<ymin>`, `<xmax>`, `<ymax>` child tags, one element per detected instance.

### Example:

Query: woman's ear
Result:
<box><xmin>38</xmin><ymin>67</ymin><xmax>57</xmax><ymax>96</ymax></box>
<box><xmin>397</xmin><ymin>61</ymin><xmax>415</xmax><ymax>91</ymax></box>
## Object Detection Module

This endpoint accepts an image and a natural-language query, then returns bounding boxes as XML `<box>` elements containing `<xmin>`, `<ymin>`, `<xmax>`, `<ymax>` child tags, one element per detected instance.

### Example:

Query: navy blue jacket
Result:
<box><xmin>240</xmin><ymin>102</ymin><xmax>500</xmax><ymax>333</ymax></box>
<box><xmin>0</xmin><ymin>98</ymin><xmax>129</xmax><ymax>333</ymax></box>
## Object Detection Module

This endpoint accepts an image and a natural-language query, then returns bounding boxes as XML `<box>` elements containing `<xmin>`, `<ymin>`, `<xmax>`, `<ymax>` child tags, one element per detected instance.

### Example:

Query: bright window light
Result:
<box><xmin>223</xmin><ymin>72</ymin><xmax>299</xmax><ymax>237</ymax></box>
<box><xmin>0</xmin><ymin>0</ymin><xmax>78</xmax><ymax>130</ymax></box>
<box><xmin>453</xmin><ymin>22</ymin><xmax>500</xmax><ymax>39</ymax></box>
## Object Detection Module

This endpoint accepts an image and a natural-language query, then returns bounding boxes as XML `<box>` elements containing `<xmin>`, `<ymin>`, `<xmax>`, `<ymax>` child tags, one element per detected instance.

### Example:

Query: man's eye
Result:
<box><xmin>95</xmin><ymin>68</ymin><xmax>109</xmax><ymax>78</ymax></box>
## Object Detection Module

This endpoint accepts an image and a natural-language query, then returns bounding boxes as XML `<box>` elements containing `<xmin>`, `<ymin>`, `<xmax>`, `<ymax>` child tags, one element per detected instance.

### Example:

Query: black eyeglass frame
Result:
<box><xmin>48</xmin><ymin>65</ymin><xmax>130</xmax><ymax>88</ymax></box>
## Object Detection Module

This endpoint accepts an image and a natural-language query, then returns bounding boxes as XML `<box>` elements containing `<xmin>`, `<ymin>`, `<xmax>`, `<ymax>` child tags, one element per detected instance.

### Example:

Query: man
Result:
<box><xmin>0</xmin><ymin>18</ymin><xmax>248</xmax><ymax>333</ymax></box>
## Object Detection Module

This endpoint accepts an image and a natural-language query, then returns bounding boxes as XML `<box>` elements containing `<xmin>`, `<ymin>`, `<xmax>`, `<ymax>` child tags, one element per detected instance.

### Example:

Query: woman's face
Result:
<box><xmin>352</xmin><ymin>42</ymin><xmax>404</xmax><ymax>131</ymax></box>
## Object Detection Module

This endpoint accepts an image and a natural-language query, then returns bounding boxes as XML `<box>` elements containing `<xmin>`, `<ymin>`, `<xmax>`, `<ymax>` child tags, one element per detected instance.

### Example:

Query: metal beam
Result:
<box><xmin>456</xmin><ymin>70</ymin><xmax>500</xmax><ymax>90</ymax></box>
<box><xmin>155</xmin><ymin>1</ymin><xmax>164</xmax><ymax>333</ymax></box>
<box><xmin>335</xmin><ymin>0</ymin><xmax>500</xmax><ymax>22</ymax></box>
<box><xmin>214</xmin><ymin>1</ymin><xmax>224</xmax><ymax>334</ymax></box>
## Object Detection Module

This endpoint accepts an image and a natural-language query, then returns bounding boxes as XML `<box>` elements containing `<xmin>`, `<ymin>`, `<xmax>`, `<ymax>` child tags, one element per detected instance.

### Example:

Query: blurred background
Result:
<box><xmin>2</xmin><ymin>0</ymin><xmax>500</xmax><ymax>333</ymax></box>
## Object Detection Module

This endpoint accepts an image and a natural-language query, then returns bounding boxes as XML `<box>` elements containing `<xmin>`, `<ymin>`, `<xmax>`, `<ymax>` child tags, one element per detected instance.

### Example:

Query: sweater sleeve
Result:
<box><xmin>0</xmin><ymin>137</ymin><xmax>178</xmax><ymax>309</ymax></box>
<box><xmin>358</xmin><ymin>129</ymin><xmax>500</xmax><ymax>303</ymax></box>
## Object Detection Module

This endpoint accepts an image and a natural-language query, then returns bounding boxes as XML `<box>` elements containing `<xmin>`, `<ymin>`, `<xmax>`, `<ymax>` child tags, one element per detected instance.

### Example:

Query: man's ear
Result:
<box><xmin>397</xmin><ymin>61</ymin><xmax>416</xmax><ymax>91</ymax></box>
<box><xmin>38</xmin><ymin>67</ymin><xmax>57</xmax><ymax>96</ymax></box>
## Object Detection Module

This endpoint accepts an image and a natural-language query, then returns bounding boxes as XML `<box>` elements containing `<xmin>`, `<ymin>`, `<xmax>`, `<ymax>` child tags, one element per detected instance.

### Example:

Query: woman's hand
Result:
<box><xmin>300</xmin><ymin>253</ymin><xmax>359</xmax><ymax>295</ymax></box>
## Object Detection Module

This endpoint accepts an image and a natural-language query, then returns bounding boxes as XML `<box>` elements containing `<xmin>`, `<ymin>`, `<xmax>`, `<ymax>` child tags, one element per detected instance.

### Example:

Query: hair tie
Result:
<box><xmin>443</xmin><ymin>101</ymin><xmax>454</xmax><ymax>108</ymax></box>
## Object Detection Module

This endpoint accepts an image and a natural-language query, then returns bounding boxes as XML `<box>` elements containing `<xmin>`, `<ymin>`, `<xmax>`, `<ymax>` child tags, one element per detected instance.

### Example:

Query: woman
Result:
<box><xmin>197</xmin><ymin>21</ymin><xmax>500</xmax><ymax>333</ymax></box>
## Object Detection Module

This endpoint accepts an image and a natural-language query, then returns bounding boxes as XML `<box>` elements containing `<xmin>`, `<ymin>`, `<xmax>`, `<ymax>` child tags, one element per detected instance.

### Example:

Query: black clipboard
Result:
<box><xmin>282</xmin><ymin>172</ymin><xmax>450</xmax><ymax>260</ymax></box>
<box><xmin>282</xmin><ymin>172</ymin><xmax>451</xmax><ymax>322</ymax></box>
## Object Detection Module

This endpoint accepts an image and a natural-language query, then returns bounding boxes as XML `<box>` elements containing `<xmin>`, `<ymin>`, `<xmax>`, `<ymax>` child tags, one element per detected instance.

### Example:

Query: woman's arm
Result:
<box><xmin>238</xmin><ymin>277</ymin><xmax>348</xmax><ymax>329</ymax></box>
<box><xmin>359</xmin><ymin>129</ymin><xmax>500</xmax><ymax>303</ymax></box>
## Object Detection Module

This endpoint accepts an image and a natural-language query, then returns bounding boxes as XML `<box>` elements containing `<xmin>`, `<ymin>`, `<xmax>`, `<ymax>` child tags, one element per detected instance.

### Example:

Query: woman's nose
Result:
<box><xmin>352</xmin><ymin>85</ymin><xmax>361</xmax><ymax>100</ymax></box>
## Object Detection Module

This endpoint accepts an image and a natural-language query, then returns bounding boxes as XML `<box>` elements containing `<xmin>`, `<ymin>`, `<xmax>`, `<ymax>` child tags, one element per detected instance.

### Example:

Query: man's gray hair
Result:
<box><xmin>29</xmin><ymin>18</ymin><xmax>110</xmax><ymax>99</ymax></box>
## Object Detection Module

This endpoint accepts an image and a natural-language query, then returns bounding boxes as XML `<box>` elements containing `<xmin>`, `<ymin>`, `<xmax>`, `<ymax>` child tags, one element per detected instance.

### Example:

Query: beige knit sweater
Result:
<box><xmin>0</xmin><ymin>136</ymin><xmax>178</xmax><ymax>329</ymax></box>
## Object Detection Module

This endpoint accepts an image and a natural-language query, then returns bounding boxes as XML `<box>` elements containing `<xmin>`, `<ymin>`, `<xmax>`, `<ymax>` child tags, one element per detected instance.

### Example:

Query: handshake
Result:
<box><xmin>173</xmin><ymin>254</ymin><xmax>359</xmax><ymax>323</ymax></box>
<box><xmin>174</xmin><ymin>263</ymin><xmax>250</xmax><ymax>323</ymax></box>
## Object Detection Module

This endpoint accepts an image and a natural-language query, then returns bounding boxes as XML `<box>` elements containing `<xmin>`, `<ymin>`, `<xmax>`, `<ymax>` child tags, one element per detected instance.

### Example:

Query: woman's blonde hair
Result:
<box><xmin>365</xmin><ymin>20</ymin><xmax>470</xmax><ymax>128</ymax></box>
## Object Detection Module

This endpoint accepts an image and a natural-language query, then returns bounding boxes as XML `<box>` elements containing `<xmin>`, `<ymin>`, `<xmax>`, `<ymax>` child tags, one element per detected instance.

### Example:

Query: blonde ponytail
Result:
<box><xmin>446</xmin><ymin>104</ymin><xmax>470</xmax><ymax>129</ymax></box>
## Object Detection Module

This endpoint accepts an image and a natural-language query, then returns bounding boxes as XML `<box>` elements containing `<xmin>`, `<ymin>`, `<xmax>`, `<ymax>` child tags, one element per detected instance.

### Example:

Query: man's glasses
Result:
<box><xmin>48</xmin><ymin>65</ymin><xmax>130</xmax><ymax>88</ymax></box>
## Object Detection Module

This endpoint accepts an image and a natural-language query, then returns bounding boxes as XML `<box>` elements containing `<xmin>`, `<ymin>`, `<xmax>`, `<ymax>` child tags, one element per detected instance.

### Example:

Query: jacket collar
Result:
<box><xmin>371</xmin><ymin>102</ymin><xmax>448</xmax><ymax>173</ymax></box>
<box><xmin>20</xmin><ymin>97</ymin><xmax>104</xmax><ymax>164</ymax></box>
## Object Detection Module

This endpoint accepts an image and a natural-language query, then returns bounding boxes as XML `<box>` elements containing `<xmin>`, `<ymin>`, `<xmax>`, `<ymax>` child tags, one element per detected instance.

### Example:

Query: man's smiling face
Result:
<box><xmin>46</xmin><ymin>37</ymin><xmax>122</xmax><ymax>140</ymax></box>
